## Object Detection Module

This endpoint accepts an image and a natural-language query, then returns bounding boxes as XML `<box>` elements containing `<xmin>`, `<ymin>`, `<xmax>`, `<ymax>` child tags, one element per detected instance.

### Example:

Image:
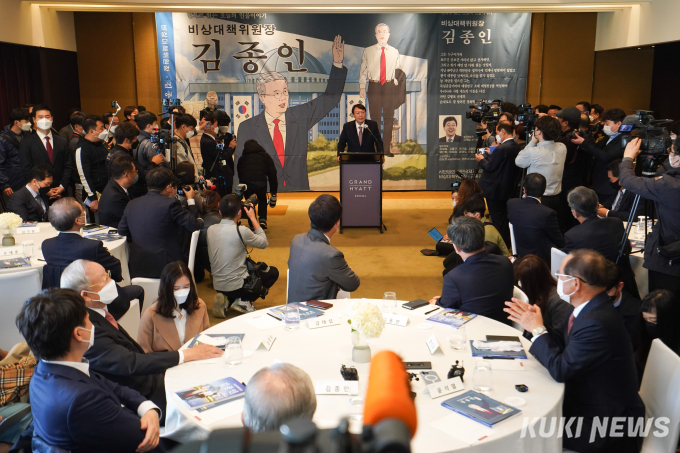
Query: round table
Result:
<box><xmin>164</xmin><ymin>300</ymin><xmax>564</xmax><ymax>452</ymax></box>
<box><xmin>0</xmin><ymin>223</ymin><xmax>130</xmax><ymax>285</ymax></box>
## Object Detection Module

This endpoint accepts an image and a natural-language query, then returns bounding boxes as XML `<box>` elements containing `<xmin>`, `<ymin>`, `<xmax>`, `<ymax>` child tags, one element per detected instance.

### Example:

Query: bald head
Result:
<box><xmin>563</xmin><ymin>249</ymin><xmax>609</xmax><ymax>289</ymax></box>
<box><xmin>49</xmin><ymin>197</ymin><xmax>84</xmax><ymax>231</ymax></box>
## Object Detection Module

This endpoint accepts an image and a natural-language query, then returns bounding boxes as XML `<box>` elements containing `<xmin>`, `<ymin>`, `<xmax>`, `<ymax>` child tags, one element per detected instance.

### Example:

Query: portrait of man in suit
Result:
<box><xmin>234</xmin><ymin>35</ymin><xmax>347</xmax><ymax>191</ymax></box>
<box><xmin>438</xmin><ymin>115</ymin><xmax>463</xmax><ymax>143</ymax></box>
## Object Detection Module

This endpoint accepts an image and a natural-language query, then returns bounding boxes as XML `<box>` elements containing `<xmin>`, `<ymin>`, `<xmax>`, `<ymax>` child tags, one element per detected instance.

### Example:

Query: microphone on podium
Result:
<box><xmin>362</xmin><ymin>123</ymin><xmax>384</xmax><ymax>155</ymax></box>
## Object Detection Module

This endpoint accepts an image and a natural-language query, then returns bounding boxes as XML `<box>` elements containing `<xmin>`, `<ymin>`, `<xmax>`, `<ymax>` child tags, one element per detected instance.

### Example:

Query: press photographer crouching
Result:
<box><xmin>207</xmin><ymin>194</ymin><xmax>278</xmax><ymax>315</ymax></box>
<box><xmin>619</xmin><ymin>137</ymin><xmax>680</xmax><ymax>298</ymax></box>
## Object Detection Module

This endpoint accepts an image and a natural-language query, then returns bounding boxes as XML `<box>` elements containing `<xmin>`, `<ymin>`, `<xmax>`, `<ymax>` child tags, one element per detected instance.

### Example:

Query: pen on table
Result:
<box><xmin>267</xmin><ymin>313</ymin><xmax>283</xmax><ymax>321</ymax></box>
<box><xmin>424</xmin><ymin>307</ymin><xmax>440</xmax><ymax>315</ymax></box>
<box><xmin>483</xmin><ymin>356</ymin><xmax>514</xmax><ymax>360</ymax></box>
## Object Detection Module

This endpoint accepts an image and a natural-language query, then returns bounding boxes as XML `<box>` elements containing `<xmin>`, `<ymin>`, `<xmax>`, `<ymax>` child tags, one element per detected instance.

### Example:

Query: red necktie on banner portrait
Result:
<box><xmin>272</xmin><ymin>119</ymin><xmax>285</xmax><ymax>167</ymax></box>
<box><xmin>380</xmin><ymin>47</ymin><xmax>386</xmax><ymax>85</ymax></box>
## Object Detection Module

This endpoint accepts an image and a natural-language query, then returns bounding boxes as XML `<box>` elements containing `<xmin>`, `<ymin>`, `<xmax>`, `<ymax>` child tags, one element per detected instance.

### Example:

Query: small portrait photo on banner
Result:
<box><xmin>438</xmin><ymin>115</ymin><xmax>463</xmax><ymax>143</ymax></box>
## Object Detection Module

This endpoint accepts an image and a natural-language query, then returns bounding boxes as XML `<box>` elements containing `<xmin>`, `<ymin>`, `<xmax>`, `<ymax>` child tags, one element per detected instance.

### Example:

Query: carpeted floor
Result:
<box><xmin>197</xmin><ymin>191</ymin><xmax>453</xmax><ymax>326</ymax></box>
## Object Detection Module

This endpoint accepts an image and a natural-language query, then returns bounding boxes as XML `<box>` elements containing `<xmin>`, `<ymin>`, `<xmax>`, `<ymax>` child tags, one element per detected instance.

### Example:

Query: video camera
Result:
<box><xmin>150</xmin><ymin>128</ymin><xmax>175</xmax><ymax>151</ymax></box>
<box><xmin>466</xmin><ymin>99</ymin><xmax>502</xmax><ymax>137</ymax></box>
<box><xmin>235</xmin><ymin>183</ymin><xmax>258</xmax><ymax>210</ymax></box>
<box><xmin>619</xmin><ymin>110</ymin><xmax>673</xmax><ymax>176</ymax></box>
<box><xmin>516</xmin><ymin>103</ymin><xmax>538</xmax><ymax>133</ymax></box>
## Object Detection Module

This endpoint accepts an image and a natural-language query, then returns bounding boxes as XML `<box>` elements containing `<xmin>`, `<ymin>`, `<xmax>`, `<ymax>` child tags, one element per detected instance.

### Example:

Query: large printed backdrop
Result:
<box><xmin>156</xmin><ymin>13</ymin><xmax>530</xmax><ymax>191</ymax></box>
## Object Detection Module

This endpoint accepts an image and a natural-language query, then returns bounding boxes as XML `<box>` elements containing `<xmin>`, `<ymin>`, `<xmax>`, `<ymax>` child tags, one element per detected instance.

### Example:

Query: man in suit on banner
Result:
<box><xmin>337</xmin><ymin>104</ymin><xmax>382</xmax><ymax>154</ymax></box>
<box><xmin>234</xmin><ymin>35</ymin><xmax>347</xmax><ymax>191</ymax></box>
<box><xmin>439</xmin><ymin>116</ymin><xmax>463</xmax><ymax>143</ymax></box>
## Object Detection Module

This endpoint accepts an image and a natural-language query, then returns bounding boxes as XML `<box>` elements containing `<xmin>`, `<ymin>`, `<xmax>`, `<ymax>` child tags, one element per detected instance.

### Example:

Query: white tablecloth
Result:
<box><xmin>0</xmin><ymin>223</ymin><xmax>130</xmax><ymax>286</ymax></box>
<box><xmin>164</xmin><ymin>299</ymin><xmax>564</xmax><ymax>452</ymax></box>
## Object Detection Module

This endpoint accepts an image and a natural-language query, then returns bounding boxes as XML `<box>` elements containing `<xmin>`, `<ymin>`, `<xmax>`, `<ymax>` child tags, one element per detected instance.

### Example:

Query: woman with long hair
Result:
<box><xmin>452</xmin><ymin>179</ymin><xmax>483</xmax><ymax>220</ymax></box>
<box><xmin>138</xmin><ymin>261</ymin><xmax>210</xmax><ymax>353</ymax></box>
<box><xmin>514</xmin><ymin>254</ymin><xmax>572</xmax><ymax>338</ymax></box>
<box><xmin>635</xmin><ymin>289</ymin><xmax>680</xmax><ymax>372</ymax></box>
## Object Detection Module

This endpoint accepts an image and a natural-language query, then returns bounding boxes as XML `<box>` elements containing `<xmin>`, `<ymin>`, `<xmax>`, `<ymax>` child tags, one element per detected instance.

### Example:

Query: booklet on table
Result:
<box><xmin>441</xmin><ymin>390</ymin><xmax>521</xmax><ymax>428</ymax></box>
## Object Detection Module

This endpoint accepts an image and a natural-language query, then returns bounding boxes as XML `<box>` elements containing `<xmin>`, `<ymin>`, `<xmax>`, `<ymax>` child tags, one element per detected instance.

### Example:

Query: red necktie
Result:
<box><xmin>44</xmin><ymin>136</ymin><xmax>54</xmax><ymax>163</ymax></box>
<box><xmin>567</xmin><ymin>313</ymin><xmax>575</xmax><ymax>336</ymax></box>
<box><xmin>105</xmin><ymin>310</ymin><xmax>119</xmax><ymax>330</ymax></box>
<box><xmin>272</xmin><ymin>119</ymin><xmax>284</xmax><ymax>168</ymax></box>
<box><xmin>380</xmin><ymin>47</ymin><xmax>386</xmax><ymax>85</ymax></box>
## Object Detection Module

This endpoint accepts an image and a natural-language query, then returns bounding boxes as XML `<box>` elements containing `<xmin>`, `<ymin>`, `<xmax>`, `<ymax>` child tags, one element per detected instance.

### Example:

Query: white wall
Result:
<box><xmin>596</xmin><ymin>0</ymin><xmax>680</xmax><ymax>50</ymax></box>
<box><xmin>0</xmin><ymin>0</ymin><xmax>76</xmax><ymax>51</ymax></box>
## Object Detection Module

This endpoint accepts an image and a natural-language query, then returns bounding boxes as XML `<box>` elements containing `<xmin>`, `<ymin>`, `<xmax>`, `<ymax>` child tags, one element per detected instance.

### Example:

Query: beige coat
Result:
<box><xmin>137</xmin><ymin>300</ymin><xmax>210</xmax><ymax>353</ymax></box>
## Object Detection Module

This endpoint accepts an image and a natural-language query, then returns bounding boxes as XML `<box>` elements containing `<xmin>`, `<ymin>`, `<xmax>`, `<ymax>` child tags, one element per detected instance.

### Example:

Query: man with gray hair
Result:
<box><xmin>429</xmin><ymin>217</ymin><xmax>514</xmax><ymax>323</ymax></box>
<box><xmin>563</xmin><ymin>186</ymin><xmax>640</xmax><ymax>298</ymax></box>
<box><xmin>242</xmin><ymin>363</ymin><xmax>316</xmax><ymax>433</ymax></box>
<box><xmin>234</xmin><ymin>35</ymin><xmax>347</xmax><ymax>191</ymax></box>
<box><xmin>41</xmin><ymin>197</ymin><xmax>144</xmax><ymax>318</ymax></box>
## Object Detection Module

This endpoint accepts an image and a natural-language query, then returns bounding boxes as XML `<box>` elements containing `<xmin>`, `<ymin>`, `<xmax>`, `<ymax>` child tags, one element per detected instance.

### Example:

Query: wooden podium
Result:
<box><xmin>338</xmin><ymin>152</ymin><xmax>384</xmax><ymax>233</ymax></box>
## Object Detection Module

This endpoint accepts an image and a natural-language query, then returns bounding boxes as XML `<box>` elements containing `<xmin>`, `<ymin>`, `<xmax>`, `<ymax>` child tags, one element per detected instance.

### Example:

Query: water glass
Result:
<box><xmin>447</xmin><ymin>325</ymin><xmax>467</xmax><ymax>350</ymax></box>
<box><xmin>284</xmin><ymin>305</ymin><xmax>300</xmax><ymax>330</ymax></box>
<box><xmin>225</xmin><ymin>337</ymin><xmax>243</xmax><ymax>365</ymax></box>
<box><xmin>348</xmin><ymin>384</ymin><xmax>366</xmax><ymax>421</ymax></box>
<box><xmin>636</xmin><ymin>216</ymin><xmax>645</xmax><ymax>234</ymax></box>
<box><xmin>22</xmin><ymin>241</ymin><xmax>35</xmax><ymax>258</ymax></box>
<box><xmin>383</xmin><ymin>292</ymin><xmax>397</xmax><ymax>314</ymax></box>
<box><xmin>473</xmin><ymin>360</ymin><xmax>493</xmax><ymax>392</ymax></box>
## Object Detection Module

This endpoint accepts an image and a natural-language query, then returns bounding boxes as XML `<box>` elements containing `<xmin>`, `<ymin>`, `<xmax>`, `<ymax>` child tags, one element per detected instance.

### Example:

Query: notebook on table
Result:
<box><xmin>441</xmin><ymin>390</ymin><xmax>521</xmax><ymax>428</ymax></box>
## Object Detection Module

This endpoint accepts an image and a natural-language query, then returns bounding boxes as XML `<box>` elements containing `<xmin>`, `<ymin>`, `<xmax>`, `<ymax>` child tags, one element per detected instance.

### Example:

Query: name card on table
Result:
<box><xmin>426</xmin><ymin>334</ymin><xmax>443</xmax><ymax>355</ymax></box>
<box><xmin>0</xmin><ymin>246</ymin><xmax>22</xmax><ymax>257</ymax></box>
<box><xmin>315</xmin><ymin>380</ymin><xmax>360</xmax><ymax>395</ymax></box>
<box><xmin>255</xmin><ymin>335</ymin><xmax>276</xmax><ymax>351</ymax></box>
<box><xmin>15</xmin><ymin>226</ymin><xmax>39</xmax><ymax>234</ymax></box>
<box><xmin>308</xmin><ymin>316</ymin><xmax>341</xmax><ymax>329</ymax></box>
<box><xmin>384</xmin><ymin>313</ymin><xmax>409</xmax><ymax>327</ymax></box>
<box><xmin>427</xmin><ymin>376</ymin><xmax>465</xmax><ymax>399</ymax></box>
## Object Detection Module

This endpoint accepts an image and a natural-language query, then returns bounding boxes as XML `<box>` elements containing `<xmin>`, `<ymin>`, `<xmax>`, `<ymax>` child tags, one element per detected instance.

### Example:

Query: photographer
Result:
<box><xmin>571</xmin><ymin>108</ymin><xmax>626</xmax><ymax>202</ymax></box>
<box><xmin>237</xmin><ymin>140</ymin><xmax>278</xmax><ymax>229</ymax></box>
<box><xmin>555</xmin><ymin>107</ymin><xmax>587</xmax><ymax>230</ymax></box>
<box><xmin>207</xmin><ymin>194</ymin><xmax>278</xmax><ymax>314</ymax></box>
<box><xmin>174</xmin><ymin>161</ymin><xmax>204</xmax><ymax>214</ymax></box>
<box><xmin>172</xmin><ymin>113</ymin><xmax>202</xmax><ymax>179</ymax></box>
<box><xmin>619</xmin><ymin>138</ymin><xmax>680</xmax><ymax>297</ymax></box>
<box><xmin>201</xmin><ymin>110</ymin><xmax>236</xmax><ymax>196</ymax></box>
<box><xmin>134</xmin><ymin>111</ymin><xmax>166</xmax><ymax>169</ymax></box>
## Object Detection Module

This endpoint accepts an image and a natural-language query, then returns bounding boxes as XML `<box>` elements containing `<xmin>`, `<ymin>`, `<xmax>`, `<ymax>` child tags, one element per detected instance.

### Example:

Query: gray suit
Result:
<box><xmin>288</xmin><ymin>229</ymin><xmax>360</xmax><ymax>302</ymax></box>
<box><xmin>234</xmin><ymin>64</ymin><xmax>348</xmax><ymax>191</ymax></box>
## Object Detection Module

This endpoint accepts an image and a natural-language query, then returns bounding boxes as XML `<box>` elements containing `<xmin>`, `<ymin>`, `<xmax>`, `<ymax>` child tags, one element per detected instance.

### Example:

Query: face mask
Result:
<box><xmin>496</xmin><ymin>134</ymin><xmax>501</xmax><ymax>143</ymax></box>
<box><xmin>38</xmin><ymin>186</ymin><xmax>50</xmax><ymax>196</ymax></box>
<box><xmin>20</xmin><ymin>122</ymin><xmax>32</xmax><ymax>131</ymax></box>
<box><xmin>131</xmin><ymin>173</ymin><xmax>139</xmax><ymax>184</ymax></box>
<box><xmin>603</xmin><ymin>125</ymin><xmax>614</xmax><ymax>136</ymax></box>
<box><xmin>98</xmin><ymin>130</ymin><xmax>109</xmax><ymax>141</ymax></box>
<box><xmin>556</xmin><ymin>277</ymin><xmax>577</xmax><ymax>303</ymax></box>
<box><xmin>452</xmin><ymin>201</ymin><xmax>457</xmax><ymax>207</ymax></box>
<box><xmin>589</xmin><ymin>115</ymin><xmax>595</xmax><ymax>122</ymax></box>
<box><xmin>36</xmin><ymin>119</ymin><xmax>53</xmax><ymax>130</ymax></box>
<box><xmin>174</xmin><ymin>288</ymin><xmax>191</xmax><ymax>304</ymax></box>
<box><xmin>212</xmin><ymin>126</ymin><xmax>219</xmax><ymax>134</ymax></box>
<box><xmin>514</xmin><ymin>120</ymin><xmax>520</xmax><ymax>126</ymax></box>
<box><xmin>186</xmin><ymin>130</ymin><xmax>195</xmax><ymax>139</ymax></box>
<box><xmin>77</xmin><ymin>325</ymin><xmax>95</xmax><ymax>350</ymax></box>
<box><xmin>110</xmin><ymin>125</ymin><xmax>118</xmax><ymax>133</ymax></box>
<box><xmin>644</xmin><ymin>320</ymin><xmax>659</xmax><ymax>339</ymax></box>
<box><xmin>84</xmin><ymin>279</ymin><xmax>118</xmax><ymax>304</ymax></box>
<box><xmin>219</xmin><ymin>126</ymin><xmax>230</xmax><ymax>134</ymax></box>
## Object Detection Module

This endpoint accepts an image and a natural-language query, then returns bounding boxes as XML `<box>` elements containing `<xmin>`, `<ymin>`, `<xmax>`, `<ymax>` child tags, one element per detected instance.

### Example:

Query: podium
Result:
<box><xmin>338</xmin><ymin>152</ymin><xmax>384</xmax><ymax>233</ymax></box>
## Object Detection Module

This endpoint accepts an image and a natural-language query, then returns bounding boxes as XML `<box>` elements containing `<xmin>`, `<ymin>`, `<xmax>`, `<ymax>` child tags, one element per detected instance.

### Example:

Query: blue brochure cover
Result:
<box><xmin>441</xmin><ymin>390</ymin><xmax>521</xmax><ymax>427</ymax></box>
<box><xmin>175</xmin><ymin>377</ymin><xmax>245</xmax><ymax>412</ymax></box>
<box><xmin>427</xmin><ymin>309</ymin><xmax>476</xmax><ymax>328</ymax></box>
<box><xmin>269</xmin><ymin>302</ymin><xmax>324</xmax><ymax>320</ymax></box>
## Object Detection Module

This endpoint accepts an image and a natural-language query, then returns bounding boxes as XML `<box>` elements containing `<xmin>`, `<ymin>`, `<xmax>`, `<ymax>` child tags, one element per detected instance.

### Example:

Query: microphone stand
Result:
<box><xmin>362</xmin><ymin>123</ymin><xmax>384</xmax><ymax>156</ymax></box>
<box><xmin>102</xmin><ymin>102</ymin><xmax>121</xmax><ymax>146</ymax></box>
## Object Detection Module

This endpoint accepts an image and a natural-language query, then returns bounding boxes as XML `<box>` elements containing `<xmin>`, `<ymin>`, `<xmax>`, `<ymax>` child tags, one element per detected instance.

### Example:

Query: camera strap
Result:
<box><xmin>0</xmin><ymin>133</ymin><xmax>21</xmax><ymax>150</ymax></box>
<box><xmin>235</xmin><ymin>224</ymin><xmax>254</xmax><ymax>261</ymax></box>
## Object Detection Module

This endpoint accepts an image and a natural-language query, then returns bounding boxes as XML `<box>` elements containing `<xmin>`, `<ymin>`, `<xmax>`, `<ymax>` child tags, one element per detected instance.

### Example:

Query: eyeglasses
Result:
<box><xmin>261</xmin><ymin>89</ymin><xmax>289</xmax><ymax>100</ymax></box>
<box><xmin>87</xmin><ymin>270</ymin><xmax>111</xmax><ymax>288</ymax></box>
<box><xmin>555</xmin><ymin>273</ymin><xmax>588</xmax><ymax>284</ymax></box>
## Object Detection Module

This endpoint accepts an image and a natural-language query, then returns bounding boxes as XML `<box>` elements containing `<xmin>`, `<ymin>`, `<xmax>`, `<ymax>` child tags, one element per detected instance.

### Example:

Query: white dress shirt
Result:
<box><xmin>173</xmin><ymin>308</ymin><xmax>188</xmax><ymax>344</ymax></box>
<box><xmin>356</xmin><ymin>122</ymin><xmax>365</xmax><ymax>140</ymax></box>
<box><xmin>359</xmin><ymin>43</ymin><xmax>401</xmax><ymax>90</ymax></box>
<box><xmin>265</xmin><ymin>111</ymin><xmax>286</xmax><ymax>152</ymax></box>
<box><xmin>515</xmin><ymin>140</ymin><xmax>567</xmax><ymax>196</ymax></box>
<box><xmin>445</xmin><ymin>135</ymin><xmax>458</xmax><ymax>143</ymax></box>
<box><xmin>36</xmin><ymin>129</ymin><xmax>54</xmax><ymax>152</ymax></box>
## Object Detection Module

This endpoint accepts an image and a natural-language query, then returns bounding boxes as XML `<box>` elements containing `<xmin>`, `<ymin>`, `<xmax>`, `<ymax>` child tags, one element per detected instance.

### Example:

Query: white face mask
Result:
<box><xmin>496</xmin><ymin>134</ymin><xmax>502</xmax><ymax>143</ymax></box>
<box><xmin>514</xmin><ymin>120</ymin><xmax>520</xmax><ymax>126</ymax></box>
<box><xmin>556</xmin><ymin>277</ymin><xmax>577</xmax><ymax>304</ymax></box>
<box><xmin>603</xmin><ymin>125</ymin><xmax>614</xmax><ymax>136</ymax></box>
<box><xmin>174</xmin><ymin>288</ymin><xmax>191</xmax><ymax>304</ymax></box>
<box><xmin>98</xmin><ymin>130</ymin><xmax>109</xmax><ymax>141</ymax></box>
<box><xmin>84</xmin><ymin>279</ymin><xmax>118</xmax><ymax>304</ymax></box>
<box><xmin>110</xmin><ymin>125</ymin><xmax>118</xmax><ymax>133</ymax></box>
<box><xmin>186</xmin><ymin>130</ymin><xmax>195</xmax><ymax>139</ymax></box>
<box><xmin>589</xmin><ymin>115</ymin><xmax>595</xmax><ymax>122</ymax></box>
<box><xmin>77</xmin><ymin>325</ymin><xmax>95</xmax><ymax>350</ymax></box>
<box><xmin>36</xmin><ymin>118</ymin><xmax>53</xmax><ymax>130</ymax></box>
<box><xmin>20</xmin><ymin>122</ymin><xmax>32</xmax><ymax>131</ymax></box>
<box><xmin>219</xmin><ymin>126</ymin><xmax>230</xmax><ymax>134</ymax></box>
<box><xmin>452</xmin><ymin>200</ymin><xmax>457</xmax><ymax>207</ymax></box>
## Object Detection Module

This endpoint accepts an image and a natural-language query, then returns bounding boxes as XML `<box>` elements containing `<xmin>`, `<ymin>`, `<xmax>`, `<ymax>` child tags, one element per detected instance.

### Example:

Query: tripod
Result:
<box><xmin>616</xmin><ymin>193</ymin><xmax>651</xmax><ymax>265</ymax></box>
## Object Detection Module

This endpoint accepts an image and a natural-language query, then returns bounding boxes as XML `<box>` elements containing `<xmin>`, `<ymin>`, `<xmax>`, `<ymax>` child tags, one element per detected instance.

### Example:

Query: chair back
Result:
<box><xmin>0</xmin><ymin>268</ymin><xmax>41</xmax><ymax>346</ymax></box>
<box><xmin>639</xmin><ymin>339</ymin><xmax>680</xmax><ymax>453</ymax></box>
<box><xmin>130</xmin><ymin>277</ymin><xmax>161</xmax><ymax>314</ymax></box>
<box><xmin>41</xmin><ymin>263</ymin><xmax>67</xmax><ymax>290</ymax></box>
<box><xmin>187</xmin><ymin>230</ymin><xmax>200</xmax><ymax>281</ymax></box>
<box><xmin>550</xmin><ymin>247</ymin><xmax>568</xmax><ymax>277</ymax></box>
<box><xmin>509</xmin><ymin>222</ymin><xmax>517</xmax><ymax>255</ymax></box>
<box><xmin>117</xmin><ymin>298</ymin><xmax>141</xmax><ymax>342</ymax></box>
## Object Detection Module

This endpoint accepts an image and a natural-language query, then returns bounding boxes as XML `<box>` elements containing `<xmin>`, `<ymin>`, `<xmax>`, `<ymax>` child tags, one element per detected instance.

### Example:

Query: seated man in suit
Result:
<box><xmin>288</xmin><ymin>195</ymin><xmax>360</xmax><ymax>302</ymax></box>
<box><xmin>429</xmin><ymin>216</ymin><xmax>514</xmax><ymax>324</ymax></box>
<box><xmin>98</xmin><ymin>156</ymin><xmax>136</xmax><ymax>228</ymax></box>
<box><xmin>507</xmin><ymin>173</ymin><xmax>564</xmax><ymax>264</ymax></box>
<box><xmin>41</xmin><ymin>197</ymin><xmax>143</xmax><ymax>319</ymax></box>
<box><xmin>60</xmin><ymin>260</ymin><xmax>223</xmax><ymax>424</ymax></box>
<box><xmin>6</xmin><ymin>165</ymin><xmax>52</xmax><ymax>222</ymax></box>
<box><xmin>337</xmin><ymin>104</ymin><xmax>382</xmax><ymax>154</ymax></box>
<box><xmin>16</xmin><ymin>287</ymin><xmax>167</xmax><ymax>453</ymax></box>
<box><xmin>119</xmin><ymin>166</ymin><xmax>204</xmax><ymax>279</ymax></box>
<box><xmin>605</xmin><ymin>261</ymin><xmax>641</xmax><ymax>346</ymax></box>
<box><xmin>597</xmin><ymin>159</ymin><xmax>644</xmax><ymax>221</ymax></box>
<box><xmin>506</xmin><ymin>249</ymin><xmax>645</xmax><ymax>452</ymax></box>
<box><xmin>563</xmin><ymin>186</ymin><xmax>640</xmax><ymax>299</ymax></box>
<box><xmin>439</xmin><ymin>116</ymin><xmax>462</xmax><ymax>142</ymax></box>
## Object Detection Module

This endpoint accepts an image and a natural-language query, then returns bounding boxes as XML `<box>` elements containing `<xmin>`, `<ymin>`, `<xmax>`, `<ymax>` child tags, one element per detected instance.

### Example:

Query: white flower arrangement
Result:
<box><xmin>348</xmin><ymin>301</ymin><xmax>385</xmax><ymax>339</ymax></box>
<box><xmin>0</xmin><ymin>213</ymin><xmax>22</xmax><ymax>231</ymax></box>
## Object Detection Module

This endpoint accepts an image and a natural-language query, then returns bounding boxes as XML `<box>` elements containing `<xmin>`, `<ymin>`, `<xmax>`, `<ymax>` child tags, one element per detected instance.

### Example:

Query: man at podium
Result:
<box><xmin>337</xmin><ymin>104</ymin><xmax>382</xmax><ymax>154</ymax></box>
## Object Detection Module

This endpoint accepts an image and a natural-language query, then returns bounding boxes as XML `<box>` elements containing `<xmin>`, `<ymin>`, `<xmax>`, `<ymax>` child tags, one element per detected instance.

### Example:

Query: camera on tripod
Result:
<box><xmin>466</xmin><ymin>99</ymin><xmax>502</xmax><ymax>137</ymax></box>
<box><xmin>517</xmin><ymin>103</ymin><xmax>538</xmax><ymax>132</ymax></box>
<box><xmin>150</xmin><ymin>128</ymin><xmax>175</xmax><ymax>151</ymax></box>
<box><xmin>235</xmin><ymin>184</ymin><xmax>258</xmax><ymax>210</ymax></box>
<box><xmin>619</xmin><ymin>110</ymin><xmax>673</xmax><ymax>176</ymax></box>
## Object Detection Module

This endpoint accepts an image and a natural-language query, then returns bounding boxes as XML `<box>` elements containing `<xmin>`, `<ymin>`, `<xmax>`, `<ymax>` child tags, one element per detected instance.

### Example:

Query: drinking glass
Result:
<box><xmin>225</xmin><ymin>337</ymin><xmax>243</xmax><ymax>365</ymax></box>
<box><xmin>473</xmin><ymin>360</ymin><xmax>493</xmax><ymax>392</ymax></box>
<box><xmin>447</xmin><ymin>325</ymin><xmax>467</xmax><ymax>350</ymax></box>
<box><xmin>383</xmin><ymin>292</ymin><xmax>397</xmax><ymax>314</ymax></box>
<box><xmin>348</xmin><ymin>384</ymin><xmax>366</xmax><ymax>421</ymax></box>
<box><xmin>636</xmin><ymin>216</ymin><xmax>645</xmax><ymax>234</ymax></box>
<box><xmin>22</xmin><ymin>241</ymin><xmax>35</xmax><ymax>258</ymax></box>
<box><xmin>284</xmin><ymin>305</ymin><xmax>300</xmax><ymax>330</ymax></box>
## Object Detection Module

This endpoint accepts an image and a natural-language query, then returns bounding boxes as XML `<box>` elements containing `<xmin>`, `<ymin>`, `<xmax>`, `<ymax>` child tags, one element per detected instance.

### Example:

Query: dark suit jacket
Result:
<box><xmin>19</xmin><ymin>131</ymin><xmax>73</xmax><ymax>189</ymax></box>
<box><xmin>41</xmin><ymin>232</ymin><xmax>122</xmax><ymax>288</ymax></box>
<box><xmin>337</xmin><ymin>120</ymin><xmax>382</xmax><ymax>153</ymax></box>
<box><xmin>603</xmin><ymin>188</ymin><xmax>643</xmax><ymax>222</ymax></box>
<box><xmin>6</xmin><ymin>186</ymin><xmax>49</xmax><ymax>222</ymax></box>
<box><xmin>530</xmin><ymin>292</ymin><xmax>645</xmax><ymax>452</ymax></box>
<box><xmin>477</xmin><ymin>139</ymin><xmax>521</xmax><ymax>200</ymax></box>
<box><xmin>615</xmin><ymin>291</ymin><xmax>641</xmax><ymax>347</ymax></box>
<box><xmin>288</xmin><ymin>229</ymin><xmax>360</xmax><ymax>302</ymax></box>
<box><xmin>438</xmin><ymin>135</ymin><xmax>462</xmax><ymax>143</ymax></box>
<box><xmin>98</xmin><ymin>178</ymin><xmax>131</xmax><ymax>228</ymax></box>
<box><xmin>438</xmin><ymin>251</ymin><xmax>514</xmax><ymax>324</ymax></box>
<box><xmin>84</xmin><ymin>308</ymin><xmax>179</xmax><ymax>399</ymax></box>
<box><xmin>581</xmin><ymin>133</ymin><xmax>624</xmax><ymax>199</ymax></box>
<box><xmin>118</xmin><ymin>191</ymin><xmax>204</xmax><ymax>278</ymax></box>
<box><xmin>234</xmin><ymin>65</ymin><xmax>348</xmax><ymax>191</ymax></box>
<box><xmin>507</xmin><ymin>197</ymin><xmax>564</xmax><ymax>264</ymax></box>
<box><xmin>29</xmin><ymin>361</ymin><xmax>155</xmax><ymax>453</ymax></box>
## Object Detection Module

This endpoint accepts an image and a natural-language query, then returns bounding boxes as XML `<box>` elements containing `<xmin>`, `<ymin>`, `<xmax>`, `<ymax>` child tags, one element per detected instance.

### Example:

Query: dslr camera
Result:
<box><xmin>619</xmin><ymin>110</ymin><xmax>673</xmax><ymax>176</ymax></box>
<box><xmin>235</xmin><ymin>184</ymin><xmax>258</xmax><ymax>210</ymax></box>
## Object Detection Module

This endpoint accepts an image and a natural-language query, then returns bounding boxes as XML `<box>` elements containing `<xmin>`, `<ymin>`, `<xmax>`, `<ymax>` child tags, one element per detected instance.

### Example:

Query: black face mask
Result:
<box><xmin>38</xmin><ymin>186</ymin><xmax>50</xmax><ymax>196</ymax></box>
<box><xmin>610</xmin><ymin>180</ymin><xmax>621</xmax><ymax>191</ymax></box>
<box><xmin>645</xmin><ymin>320</ymin><xmax>659</xmax><ymax>339</ymax></box>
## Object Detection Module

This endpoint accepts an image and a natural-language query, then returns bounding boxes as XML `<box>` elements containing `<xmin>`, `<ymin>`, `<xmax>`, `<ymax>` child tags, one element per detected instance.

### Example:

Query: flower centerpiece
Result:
<box><xmin>348</xmin><ymin>301</ymin><xmax>385</xmax><ymax>363</ymax></box>
<box><xmin>0</xmin><ymin>212</ymin><xmax>22</xmax><ymax>246</ymax></box>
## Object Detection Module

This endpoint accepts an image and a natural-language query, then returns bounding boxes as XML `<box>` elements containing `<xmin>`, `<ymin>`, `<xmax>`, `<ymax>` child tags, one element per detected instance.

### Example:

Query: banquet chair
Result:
<box><xmin>511</xmin><ymin>286</ymin><xmax>528</xmax><ymax>333</ymax></box>
<box><xmin>551</xmin><ymin>247</ymin><xmax>568</xmax><ymax>277</ymax></box>
<box><xmin>117</xmin><ymin>298</ymin><xmax>141</xmax><ymax>341</ymax></box>
<box><xmin>0</xmin><ymin>268</ymin><xmax>41</xmax><ymax>346</ymax></box>
<box><xmin>639</xmin><ymin>339</ymin><xmax>680</xmax><ymax>453</ymax></box>
<box><xmin>509</xmin><ymin>222</ymin><xmax>517</xmax><ymax>255</ymax></box>
<box><xmin>187</xmin><ymin>230</ymin><xmax>200</xmax><ymax>282</ymax></box>
<box><xmin>130</xmin><ymin>277</ymin><xmax>161</xmax><ymax>314</ymax></box>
